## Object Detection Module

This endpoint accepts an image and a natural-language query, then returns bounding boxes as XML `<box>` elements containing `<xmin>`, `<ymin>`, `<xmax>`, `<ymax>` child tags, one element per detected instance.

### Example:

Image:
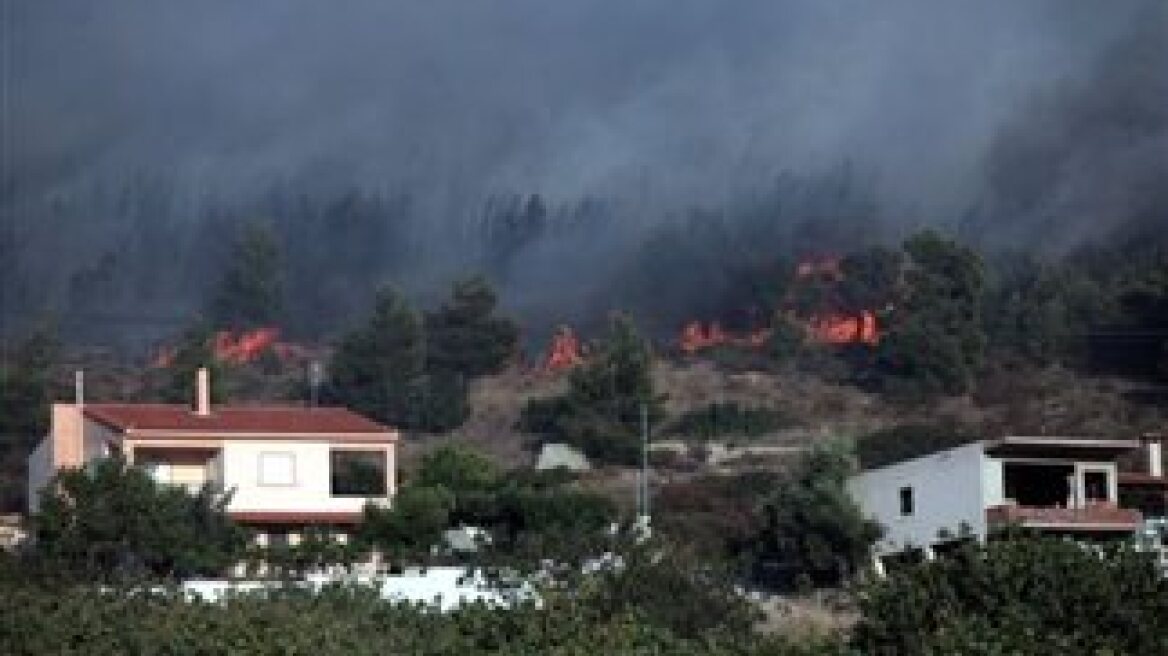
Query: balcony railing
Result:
<box><xmin>986</xmin><ymin>503</ymin><xmax>1143</xmax><ymax>531</ymax></box>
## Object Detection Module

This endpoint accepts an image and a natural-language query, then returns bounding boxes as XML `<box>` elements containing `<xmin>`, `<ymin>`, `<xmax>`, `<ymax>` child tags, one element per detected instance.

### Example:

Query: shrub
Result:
<box><xmin>853</xmin><ymin>533</ymin><xmax>1168</xmax><ymax>655</ymax></box>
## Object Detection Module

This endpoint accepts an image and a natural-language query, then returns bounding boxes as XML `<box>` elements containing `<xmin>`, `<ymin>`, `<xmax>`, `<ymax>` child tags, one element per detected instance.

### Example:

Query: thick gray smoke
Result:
<box><xmin>2</xmin><ymin>1</ymin><xmax>1164</xmax><ymax>343</ymax></box>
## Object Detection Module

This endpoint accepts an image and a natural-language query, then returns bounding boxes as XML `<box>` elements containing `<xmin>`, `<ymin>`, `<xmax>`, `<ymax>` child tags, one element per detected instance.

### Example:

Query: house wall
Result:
<box><xmin>26</xmin><ymin>438</ymin><xmax>51</xmax><ymax>514</ymax></box>
<box><xmin>27</xmin><ymin>405</ymin><xmax>109</xmax><ymax>513</ymax></box>
<box><xmin>849</xmin><ymin>441</ymin><xmax>987</xmax><ymax>556</ymax></box>
<box><xmin>221</xmin><ymin>441</ymin><xmax>394</xmax><ymax>515</ymax></box>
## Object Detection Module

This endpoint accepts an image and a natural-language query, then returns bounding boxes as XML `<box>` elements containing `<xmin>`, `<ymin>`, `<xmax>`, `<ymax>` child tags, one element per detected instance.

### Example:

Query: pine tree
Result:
<box><xmin>878</xmin><ymin>231</ymin><xmax>986</xmax><ymax>395</ymax></box>
<box><xmin>208</xmin><ymin>222</ymin><xmax>285</xmax><ymax>330</ymax></box>
<box><xmin>326</xmin><ymin>286</ymin><xmax>426</xmax><ymax>428</ymax></box>
<box><xmin>424</xmin><ymin>276</ymin><xmax>518</xmax><ymax>378</ymax></box>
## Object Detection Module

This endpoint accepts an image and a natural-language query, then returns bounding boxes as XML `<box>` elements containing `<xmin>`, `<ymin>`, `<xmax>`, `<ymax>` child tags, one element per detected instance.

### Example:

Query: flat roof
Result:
<box><xmin>983</xmin><ymin>436</ymin><xmax>1140</xmax><ymax>459</ymax></box>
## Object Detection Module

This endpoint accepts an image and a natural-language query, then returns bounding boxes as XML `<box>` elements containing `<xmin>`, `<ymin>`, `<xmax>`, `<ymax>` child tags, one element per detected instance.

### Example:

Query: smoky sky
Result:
<box><xmin>8</xmin><ymin>1</ymin><xmax>1154</xmax><ymax>217</ymax></box>
<box><xmin>3</xmin><ymin>1</ymin><xmax>1166</xmax><ymax>346</ymax></box>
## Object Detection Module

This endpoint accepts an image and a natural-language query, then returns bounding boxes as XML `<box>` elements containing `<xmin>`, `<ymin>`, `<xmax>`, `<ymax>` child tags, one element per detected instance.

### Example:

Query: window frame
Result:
<box><xmin>257</xmin><ymin>451</ymin><xmax>297</xmax><ymax>487</ymax></box>
<box><xmin>329</xmin><ymin>448</ymin><xmax>388</xmax><ymax>497</ymax></box>
<box><xmin>899</xmin><ymin>486</ymin><xmax>914</xmax><ymax>516</ymax></box>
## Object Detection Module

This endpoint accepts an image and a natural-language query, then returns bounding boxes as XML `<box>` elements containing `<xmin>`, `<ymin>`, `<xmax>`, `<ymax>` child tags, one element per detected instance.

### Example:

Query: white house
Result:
<box><xmin>28</xmin><ymin>368</ymin><xmax>398</xmax><ymax>544</ymax></box>
<box><xmin>849</xmin><ymin>436</ymin><xmax>1152</xmax><ymax>562</ymax></box>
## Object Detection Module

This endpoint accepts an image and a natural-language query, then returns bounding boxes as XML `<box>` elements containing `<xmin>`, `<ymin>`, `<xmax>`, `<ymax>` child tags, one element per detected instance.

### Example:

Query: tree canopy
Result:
<box><xmin>30</xmin><ymin>457</ymin><xmax>246</xmax><ymax>581</ymax></box>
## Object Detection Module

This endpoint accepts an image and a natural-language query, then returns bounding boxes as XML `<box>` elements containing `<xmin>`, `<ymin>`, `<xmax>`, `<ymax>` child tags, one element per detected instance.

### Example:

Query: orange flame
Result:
<box><xmin>542</xmin><ymin>325</ymin><xmax>584</xmax><ymax>372</ymax></box>
<box><xmin>678</xmin><ymin>320</ymin><xmax>772</xmax><ymax>354</ymax></box>
<box><xmin>806</xmin><ymin>310</ymin><xmax>879</xmax><ymax>346</ymax></box>
<box><xmin>151</xmin><ymin>326</ymin><xmax>307</xmax><ymax>368</ymax></box>
<box><xmin>213</xmin><ymin>327</ymin><xmax>281</xmax><ymax>364</ymax></box>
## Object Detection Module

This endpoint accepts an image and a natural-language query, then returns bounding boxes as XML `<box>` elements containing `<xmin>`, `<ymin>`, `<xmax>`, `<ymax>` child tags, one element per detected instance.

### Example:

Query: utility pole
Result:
<box><xmin>637</xmin><ymin>401</ymin><xmax>651</xmax><ymax>536</ymax></box>
<box><xmin>308</xmin><ymin>361</ymin><xmax>322</xmax><ymax>408</ymax></box>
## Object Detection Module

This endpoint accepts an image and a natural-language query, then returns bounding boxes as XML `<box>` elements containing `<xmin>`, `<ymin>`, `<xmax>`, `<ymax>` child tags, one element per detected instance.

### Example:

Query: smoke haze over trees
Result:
<box><xmin>2</xmin><ymin>1</ymin><xmax>1166</xmax><ymax>347</ymax></box>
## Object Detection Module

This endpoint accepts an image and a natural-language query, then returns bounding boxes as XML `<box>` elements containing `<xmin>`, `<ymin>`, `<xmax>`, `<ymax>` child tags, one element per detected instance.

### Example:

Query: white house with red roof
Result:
<box><xmin>28</xmin><ymin>368</ymin><xmax>398</xmax><ymax>544</ymax></box>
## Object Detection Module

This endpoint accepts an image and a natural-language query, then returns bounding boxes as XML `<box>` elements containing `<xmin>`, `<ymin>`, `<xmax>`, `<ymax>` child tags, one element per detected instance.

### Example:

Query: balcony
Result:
<box><xmin>986</xmin><ymin>503</ymin><xmax>1143</xmax><ymax>532</ymax></box>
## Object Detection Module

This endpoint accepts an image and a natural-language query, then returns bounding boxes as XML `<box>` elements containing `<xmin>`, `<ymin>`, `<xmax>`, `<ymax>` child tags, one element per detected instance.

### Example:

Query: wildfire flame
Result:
<box><xmin>542</xmin><ymin>325</ymin><xmax>585</xmax><ymax>372</ymax></box>
<box><xmin>676</xmin><ymin>254</ymin><xmax>883</xmax><ymax>354</ymax></box>
<box><xmin>677</xmin><ymin>321</ymin><xmax>772</xmax><ymax>354</ymax></box>
<box><xmin>151</xmin><ymin>327</ymin><xmax>307</xmax><ymax>368</ymax></box>
<box><xmin>807</xmin><ymin>310</ymin><xmax>879</xmax><ymax>346</ymax></box>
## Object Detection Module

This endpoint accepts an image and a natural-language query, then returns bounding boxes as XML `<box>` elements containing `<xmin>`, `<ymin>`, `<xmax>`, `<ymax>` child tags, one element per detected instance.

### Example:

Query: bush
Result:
<box><xmin>517</xmin><ymin>316</ymin><xmax>662</xmax><ymax>466</ymax></box>
<box><xmin>29</xmin><ymin>457</ymin><xmax>247</xmax><ymax>582</ymax></box>
<box><xmin>853</xmin><ymin>533</ymin><xmax>1168</xmax><ymax>655</ymax></box>
<box><xmin>750</xmin><ymin>442</ymin><xmax>881</xmax><ymax>590</ymax></box>
<box><xmin>0</xmin><ymin>567</ymin><xmax>849</xmax><ymax>655</ymax></box>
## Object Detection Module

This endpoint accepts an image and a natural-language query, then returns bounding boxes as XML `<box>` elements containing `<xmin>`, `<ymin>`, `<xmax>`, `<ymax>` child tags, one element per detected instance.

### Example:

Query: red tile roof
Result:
<box><xmin>83</xmin><ymin>403</ymin><xmax>394</xmax><ymax>436</ymax></box>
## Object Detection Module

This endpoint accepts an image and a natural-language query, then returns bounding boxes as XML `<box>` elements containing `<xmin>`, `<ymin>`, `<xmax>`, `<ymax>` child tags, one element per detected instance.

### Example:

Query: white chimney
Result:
<box><xmin>1147</xmin><ymin>438</ymin><xmax>1163</xmax><ymax>479</ymax></box>
<box><xmin>196</xmin><ymin>367</ymin><xmax>211</xmax><ymax>416</ymax></box>
<box><xmin>74</xmin><ymin>370</ymin><xmax>85</xmax><ymax>408</ymax></box>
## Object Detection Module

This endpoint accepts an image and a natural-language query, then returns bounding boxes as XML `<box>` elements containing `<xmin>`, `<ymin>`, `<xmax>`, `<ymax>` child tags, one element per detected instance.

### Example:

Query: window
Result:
<box><xmin>330</xmin><ymin>449</ymin><xmax>387</xmax><ymax>497</ymax></box>
<box><xmin>258</xmin><ymin>452</ymin><xmax>296</xmax><ymax>486</ymax></box>
<box><xmin>266</xmin><ymin>530</ymin><xmax>289</xmax><ymax>549</ymax></box>
<box><xmin>1084</xmin><ymin>471</ymin><xmax>1110</xmax><ymax>503</ymax></box>
<box><xmin>899</xmin><ymin>486</ymin><xmax>914</xmax><ymax>516</ymax></box>
<box><xmin>141</xmin><ymin>460</ymin><xmax>172</xmax><ymax>485</ymax></box>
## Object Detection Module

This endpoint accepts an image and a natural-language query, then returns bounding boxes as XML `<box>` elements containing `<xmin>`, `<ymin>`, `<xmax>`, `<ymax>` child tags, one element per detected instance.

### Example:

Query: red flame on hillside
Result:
<box><xmin>677</xmin><ymin>321</ymin><xmax>771</xmax><ymax>354</ymax></box>
<box><xmin>152</xmin><ymin>327</ymin><xmax>308</xmax><ymax>368</ymax></box>
<box><xmin>676</xmin><ymin>254</ymin><xmax>883</xmax><ymax>355</ymax></box>
<box><xmin>807</xmin><ymin>310</ymin><xmax>879</xmax><ymax>346</ymax></box>
<box><xmin>542</xmin><ymin>325</ymin><xmax>585</xmax><ymax>372</ymax></box>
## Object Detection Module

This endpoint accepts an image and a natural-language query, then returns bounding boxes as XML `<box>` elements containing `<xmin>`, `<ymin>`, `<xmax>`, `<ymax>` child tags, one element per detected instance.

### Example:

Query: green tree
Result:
<box><xmin>425</xmin><ymin>276</ymin><xmax>519</xmax><ymax>378</ymax></box>
<box><xmin>417</xmin><ymin>445</ymin><xmax>499</xmax><ymax>493</ymax></box>
<box><xmin>209</xmin><ymin>221</ymin><xmax>285</xmax><ymax>330</ymax></box>
<box><xmin>327</xmin><ymin>286</ymin><xmax>426</xmax><ymax>428</ymax></box>
<box><xmin>0</xmin><ymin>325</ymin><xmax>60</xmax><ymax>511</ymax></box>
<box><xmin>877</xmin><ymin>230</ymin><xmax>986</xmax><ymax>396</ymax></box>
<box><xmin>30</xmin><ymin>457</ymin><xmax>247</xmax><ymax>581</ymax></box>
<box><xmin>853</xmin><ymin>533</ymin><xmax>1168</xmax><ymax>655</ymax></box>
<box><xmin>838</xmin><ymin>245</ymin><xmax>902</xmax><ymax>312</ymax></box>
<box><xmin>416</xmin><ymin>369</ymin><xmax>471</xmax><ymax>433</ymax></box>
<box><xmin>0</xmin><ymin>324</ymin><xmax>59</xmax><ymax>437</ymax></box>
<box><xmin>358</xmin><ymin>485</ymin><xmax>455</xmax><ymax>561</ymax></box>
<box><xmin>519</xmin><ymin>315</ymin><xmax>661</xmax><ymax>465</ymax></box>
<box><xmin>751</xmin><ymin>442</ymin><xmax>882</xmax><ymax>590</ymax></box>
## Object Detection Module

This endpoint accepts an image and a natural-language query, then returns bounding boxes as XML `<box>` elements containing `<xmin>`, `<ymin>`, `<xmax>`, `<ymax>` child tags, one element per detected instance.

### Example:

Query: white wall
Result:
<box><xmin>26</xmin><ymin>437</ymin><xmax>51</xmax><ymax>514</ymax></box>
<box><xmin>849</xmin><ymin>441</ymin><xmax>987</xmax><ymax>556</ymax></box>
<box><xmin>82</xmin><ymin>421</ymin><xmax>116</xmax><ymax>462</ymax></box>
<box><xmin>222</xmin><ymin>441</ymin><xmax>393</xmax><ymax>515</ymax></box>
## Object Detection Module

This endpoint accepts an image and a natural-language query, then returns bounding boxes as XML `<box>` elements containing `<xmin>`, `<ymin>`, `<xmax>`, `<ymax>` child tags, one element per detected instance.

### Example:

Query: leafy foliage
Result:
<box><xmin>519</xmin><ymin>315</ymin><xmax>661</xmax><ymax>465</ymax></box>
<box><xmin>751</xmin><ymin>442</ymin><xmax>881</xmax><ymax>590</ymax></box>
<box><xmin>0</xmin><ymin>567</ymin><xmax>847</xmax><ymax>655</ymax></box>
<box><xmin>425</xmin><ymin>276</ymin><xmax>519</xmax><ymax>378</ymax></box>
<box><xmin>327</xmin><ymin>286</ymin><xmax>427</xmax><ymax>428</ymax></box>
<box><xmin>853</xmin><ymin>533</ymin><xmax>1168</xmax><ymax>655</ymax></box>
<box><xmin>208</xmin><ymin>221</ymin><xmax>286</xmax><ymax>330</ymax></box>
<box><xmin>0</xmin><ymin>325</ymin><xmax>61</xmax><ymax>510</ymax></box>
<box><xmin>876</xmin><ymin>230</ymin><xmax>986</xmax><ymax>396</ymax></box>
<box><xmin>360</xmin><ymin>446</ymin><xmax>617</xmax><ymax>567</ymax></box>
<box><xmin>29</xmin><ymin>457</ymin><xmax>247</xmax><ymax>581</ymax></box>
<box><xmin>359</xmin><ymin>485</ymin><xmax>456</xmax><ymax>561</ymax></box>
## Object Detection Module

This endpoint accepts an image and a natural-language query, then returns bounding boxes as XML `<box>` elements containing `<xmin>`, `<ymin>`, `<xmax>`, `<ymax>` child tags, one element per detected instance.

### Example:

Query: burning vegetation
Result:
<box><xmin>153</xmin><ymin>327</ymin><xmax>308</xmax><ymax>368</ymax></box>
<box><xmin>541</xmin><ymin>325</ymin><xmax>585</xmax><ymax>373</ymax></box>
<box><xmin>676</xmin><ymin>255</ymin><xmax>883</xmax><ymax>355</ymax></box>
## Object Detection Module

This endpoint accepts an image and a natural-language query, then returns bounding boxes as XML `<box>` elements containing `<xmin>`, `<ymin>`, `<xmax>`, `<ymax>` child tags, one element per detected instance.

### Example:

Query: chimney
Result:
<box><xmin>1145</xmin><ymin>436</ymin><xmax>1163</xmax><ymax>479</ymax></box>
<box><xmin>74</xmin><ymin>370</ymin><xmax>85</xmax><ymax>408</ymax></box>
<box><xmin>196</xmin><ymin>367</ymin><xmax>211</xmax><ymax>416</ymax></box>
